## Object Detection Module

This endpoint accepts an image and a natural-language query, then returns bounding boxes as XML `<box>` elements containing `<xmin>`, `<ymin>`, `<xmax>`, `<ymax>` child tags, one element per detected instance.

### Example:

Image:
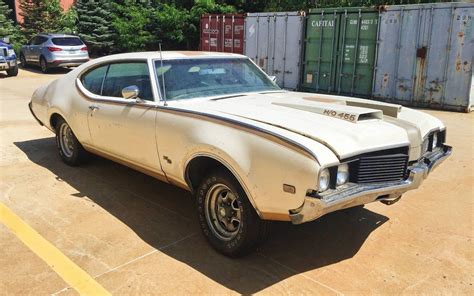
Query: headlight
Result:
<box><xmin>422</xmin><ymin>138</ymin><xmax>429</xmax><ymax>154</ymax></box>
<box><xmin>337</xmin><ymin>164</ymin><xmax>349</xmax><ymax>185</ymax></box>
<box><xmin>318</xmin><ymin>168</ymin><xmax>330</xmax><ymax>192</ymax></box>
<box><xmin>432</xmin><ymin>133</ymin><xmax>438</xmax><ymax>150</ymax></box>
<box><xmin>7</xmin><ymin>49</ymin><xmax>15</xmax><ymax>56</ymax></box>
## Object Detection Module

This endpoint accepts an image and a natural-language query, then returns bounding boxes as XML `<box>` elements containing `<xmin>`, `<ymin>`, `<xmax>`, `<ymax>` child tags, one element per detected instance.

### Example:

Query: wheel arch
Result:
<box><xmin>184</xmin><ymin>154</ymin><xmax>262</xmax><ymax>218</ymax></box>
<box><xmin>49</xmin><ymin>112</ymin><xmax>63</xmax><ymax>131</ymax></box>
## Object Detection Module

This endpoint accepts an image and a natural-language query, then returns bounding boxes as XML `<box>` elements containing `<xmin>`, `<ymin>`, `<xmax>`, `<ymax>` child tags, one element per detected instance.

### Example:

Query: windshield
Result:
<box><xmin>154</xmin><ymin>58</ymin><xmax>279</xmax><ymax>100</ymax></box>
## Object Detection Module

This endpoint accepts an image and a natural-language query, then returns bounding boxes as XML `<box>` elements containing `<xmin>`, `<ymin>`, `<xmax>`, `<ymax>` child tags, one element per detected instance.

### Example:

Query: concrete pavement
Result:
<box><xmin>0</xmin><ymin>68</ymin><xmax>472</xmax><ymax>295</ymax></box>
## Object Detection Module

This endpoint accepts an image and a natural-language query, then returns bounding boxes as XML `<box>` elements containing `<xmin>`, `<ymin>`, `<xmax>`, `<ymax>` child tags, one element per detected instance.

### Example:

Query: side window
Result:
<box><xmin>81</xmin><ymin>65</ymin><xmax>108</xmax><ymax>95</ymax></box>
<box><xmin>33</xmin><ymin>37</ymin><xmax>46</xmax><ymax>45</ymax></box>
<box><xmin>28</xmin><ymin>37</ymin><xmax>36</xmax><ymax>45</ymax></box>
<box><xmin>102</xmin><ymin>62</ymin><xmax>153</xmax><ymax>101</ymax></box>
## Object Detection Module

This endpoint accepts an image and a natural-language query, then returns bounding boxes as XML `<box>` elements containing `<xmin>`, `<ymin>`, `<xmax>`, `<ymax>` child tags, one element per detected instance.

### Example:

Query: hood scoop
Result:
<box><xmin>272</xmin><ymin>102</ymin><xmax>383</xmax><ymax>123</ymax></box>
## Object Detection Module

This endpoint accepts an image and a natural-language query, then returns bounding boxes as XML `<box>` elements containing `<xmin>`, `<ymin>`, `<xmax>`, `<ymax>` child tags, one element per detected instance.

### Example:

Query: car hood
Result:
<box><xmin>171</xmin><ymin>91</ymin><xmax>443</xmax><ymax>160</ymax></box>
<box><xmin>0</xmin><ymin>41</ymin><xmax>12</xmax><ymax>49</ymax></box>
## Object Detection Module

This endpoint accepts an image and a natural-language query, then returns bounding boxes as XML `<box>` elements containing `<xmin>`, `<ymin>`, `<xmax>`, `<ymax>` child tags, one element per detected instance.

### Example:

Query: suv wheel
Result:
<box><xmin>196</xmin><ymin>169</ymin><xmax>270</xmax><ymax>257</ymax></box>
<box><xmin>20</xmin><ymin>54</ymin><xmax>28</xmax><ymax>68</ymax></box>
<box><xmin>6</xmin><ymin>65</ymin><xmax>18</xmax><ymax>77</ymax></box>
<box><xmin>40</xmin><ymin>57</ymin><xmax>48</xmax><ymax>73</ymax></box>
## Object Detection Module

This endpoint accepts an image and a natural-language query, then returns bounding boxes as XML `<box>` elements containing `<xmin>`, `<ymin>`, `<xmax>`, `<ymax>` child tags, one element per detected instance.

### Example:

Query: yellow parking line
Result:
<box><xmin>0</xmin><ymin>202</ymin><xmax>110</xmax><ymax>296</ymax></box>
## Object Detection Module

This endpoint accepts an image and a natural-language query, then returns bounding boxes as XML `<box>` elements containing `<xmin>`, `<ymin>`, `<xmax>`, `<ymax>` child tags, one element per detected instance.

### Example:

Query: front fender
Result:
<box><xmin>156</xmin><ymin>108</ymin><xmax>324</xmax><ymax>221</ymax></box>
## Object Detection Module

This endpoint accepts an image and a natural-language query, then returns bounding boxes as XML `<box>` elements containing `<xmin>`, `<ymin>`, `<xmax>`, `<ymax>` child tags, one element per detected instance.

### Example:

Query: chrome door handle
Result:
<box><xmin>89</xmin><ymin>105</ymin><xmax>99</xmax><ymax>111</ymax></box>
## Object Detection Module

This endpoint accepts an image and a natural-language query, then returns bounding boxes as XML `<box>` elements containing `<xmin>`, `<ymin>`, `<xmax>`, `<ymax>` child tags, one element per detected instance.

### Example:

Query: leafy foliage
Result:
<box><xmin>59</xmin><ymin>5</ymin><xmax>78</xmax><ymax>34</ymax></box>
<box><xmin>19</xmin><ymin>0</ymin><xmax>63</xmax><ymax>39</ymax></box>
<box><xmin>76</xmin><ymin>0</ymin><xmax>115</xmax><ymax>55</ymax></box>
<box><xmin>0</xmin><ymin>0</ymin><xmax>25</xmax><ymax>52</ymax></box>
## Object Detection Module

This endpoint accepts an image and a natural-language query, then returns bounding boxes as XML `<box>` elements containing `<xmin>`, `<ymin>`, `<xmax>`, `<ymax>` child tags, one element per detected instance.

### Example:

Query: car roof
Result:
<box><xmin>93</xmin><ymin>51</ymin><xmax>247</xmax><ymax>62</ymax></box>
<box><xmin>37</xmin><ymin>33</ymin><xmax>81</xmax><ymax>38</ymax></box>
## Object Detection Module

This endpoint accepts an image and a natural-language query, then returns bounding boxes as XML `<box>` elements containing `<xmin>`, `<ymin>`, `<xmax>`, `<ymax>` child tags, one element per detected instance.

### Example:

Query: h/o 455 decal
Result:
<box><xmin>322</xmin><ymin>109</ymin><xmax>358</xmax><ymax>123</ymax></box>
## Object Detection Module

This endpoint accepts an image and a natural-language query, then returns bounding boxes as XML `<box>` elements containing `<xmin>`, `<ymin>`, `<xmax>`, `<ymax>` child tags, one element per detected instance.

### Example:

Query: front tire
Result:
<box><xmin>20</xmin><ymin>54</ymin><xmax>28</xmax><ymax>68</ymax></box>
<box><xmin>55</xmin><ymin>118</ymin><xmax>87</xmax><ymax>166</ymax></box>
<box><xmin>196</xmin><ymin>169</ymin><xmax>269</xmax><ymax>257</ymax></box>
<box><xmin>6</xmin><ymin>65</ymin><xmax>18</xmax><ymax>76</ymax></box>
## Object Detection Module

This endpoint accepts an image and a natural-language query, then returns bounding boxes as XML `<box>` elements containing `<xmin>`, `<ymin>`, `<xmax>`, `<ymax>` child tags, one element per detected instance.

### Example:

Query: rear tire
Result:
<box><xmin>196</xmin><ymin>168</ymin><xmax>270</xmax><ymax>257</ymax></box>
<box><xmin>40</xmin><ymin>56</ymin><xmax>48</xmax><ymax>73</ymax></box>
<box><xmin>6</xmin><ymin>65</ymin><xmax>18</xmax><ymax>76</ymax></box>
<box><xmin>55</xmin><ymin>118</ymin><xmax>87</xmax><ymax>166</ymax></box>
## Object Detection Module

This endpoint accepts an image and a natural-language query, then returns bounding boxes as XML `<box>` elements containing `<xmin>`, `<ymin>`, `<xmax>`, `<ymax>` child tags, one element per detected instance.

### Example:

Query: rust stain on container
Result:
<box><xmin>455</xmin><ymin>53</ymin><xmax>462</xmax><ymax>72</ymax></box>
<box><xmin>414</xmin><ymin>46</ymin><xmax>427</xmax><ymax>101</ymax></box>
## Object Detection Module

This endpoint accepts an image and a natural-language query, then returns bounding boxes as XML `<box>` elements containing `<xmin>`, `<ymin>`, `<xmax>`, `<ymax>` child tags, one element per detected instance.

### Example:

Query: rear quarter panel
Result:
<box><xmin>30</xmin><ymin>68</ymin><xmax>92</xmax><ymax>144</ymax></box>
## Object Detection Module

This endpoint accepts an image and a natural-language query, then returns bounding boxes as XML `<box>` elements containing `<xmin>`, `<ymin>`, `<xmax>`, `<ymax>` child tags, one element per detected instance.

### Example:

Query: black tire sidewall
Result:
<box><xmin>40</xmin><ymin>57</ymin><xmax>48</xmax><ymax>73</ymax></box>
<box><xmin>196</xmin><ymin>170</ymin><xmax>260</xmax><ymax>256</ymax></box>
<box><xmin>7</xmin><ymin>66</ymin><xmax>18</xmax><ymax>76</ymax></box>
<box><xmin>55</xmin><ymin>118</ymin><xmax>83</xmax><ymax>166</ymax></box>
<box><xmin>20</xmin><ymin>54</ymin><xmax>27</xmax><ymax>68</ymax></box>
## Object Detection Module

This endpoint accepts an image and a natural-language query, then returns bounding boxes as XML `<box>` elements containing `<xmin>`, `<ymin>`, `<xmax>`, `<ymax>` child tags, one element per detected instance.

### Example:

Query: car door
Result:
<box><xmin>24</xmin><ymin>37</ymin><xmax>37</xmax><ymax>61</ymax></box>
<box><xmin>31</xmin><ymin>36</ymin><xmax>47</xmax><ymax>62</ymax></box>
<box><xmin>83</xmin><ymin>61</ymin><xmax>162</xmax><ymax>174</ymax></box>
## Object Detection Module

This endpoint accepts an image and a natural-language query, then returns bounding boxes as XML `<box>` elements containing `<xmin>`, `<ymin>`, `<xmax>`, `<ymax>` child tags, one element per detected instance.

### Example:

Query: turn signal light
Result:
<box><xmin>47</xmin><ymin>47</ymin><xmax>62</xmax><ymax>52</ymax></box>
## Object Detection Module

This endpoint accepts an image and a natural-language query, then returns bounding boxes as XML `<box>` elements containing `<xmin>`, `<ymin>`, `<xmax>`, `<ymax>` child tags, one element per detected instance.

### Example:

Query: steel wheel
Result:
<box><xmin>204</xmin><ymin>183</ymin><xmax>242</xmax><ymax>241</ymax></box>
<box><xmin>59</xmin><ymin>123</ymin><xmax>74</xmax><ymax>158</ymax></box>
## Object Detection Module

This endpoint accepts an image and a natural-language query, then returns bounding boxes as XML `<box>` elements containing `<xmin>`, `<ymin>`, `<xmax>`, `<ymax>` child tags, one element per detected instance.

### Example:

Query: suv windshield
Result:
<box><xmin>155</xmin><ymin>58</ymin><xmax>279</xmax><ymax>100</ymax></box>
<box><xmin>51</xmin><ymin>37</ymin><xmax>84</xmax><ymax>46</ymax></box>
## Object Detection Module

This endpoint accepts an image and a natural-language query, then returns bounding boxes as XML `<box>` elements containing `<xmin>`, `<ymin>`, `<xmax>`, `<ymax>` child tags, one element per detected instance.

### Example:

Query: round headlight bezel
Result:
<box><xmin>318</xmin><ymin>168</ymin><xmax>330</xmax><ymax>192</ymax></box>
<box><xmin>337</xmin><ymin>163</ymin><xmax>349</xmax><ymax>186</ymax></box>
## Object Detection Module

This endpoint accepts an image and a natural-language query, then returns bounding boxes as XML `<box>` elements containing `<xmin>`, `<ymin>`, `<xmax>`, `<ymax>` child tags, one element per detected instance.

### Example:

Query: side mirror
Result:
<box><xmin>122</xmin><ymin>85</ymin><xmax>139</xmax><ymax>100</ymax></box>
<box><xmin>269</xmin><ymin>76</ymin><xmax>277</xmax><ymax>83</ymax></box>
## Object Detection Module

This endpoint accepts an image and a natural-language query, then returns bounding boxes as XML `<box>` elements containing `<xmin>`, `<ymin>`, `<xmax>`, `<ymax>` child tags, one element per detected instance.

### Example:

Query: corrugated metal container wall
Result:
<box><xmin>300</xmin><ymin>7</ymin><xmax>379</xmax><ymax>96</ymax></box>
<box><xmin>372</xmin><ymin>3</ymin><xmax>473</xmax><ymax>112</ymax></box>
<box><xmin>244</xmin><ymin>12</ymin><xmax>305</xmax><ymax>90</ymax></box>
<box><xmin>199</xmin><ymin>14</ymin><xmax>245</xmax><ymax>54</ymax></box>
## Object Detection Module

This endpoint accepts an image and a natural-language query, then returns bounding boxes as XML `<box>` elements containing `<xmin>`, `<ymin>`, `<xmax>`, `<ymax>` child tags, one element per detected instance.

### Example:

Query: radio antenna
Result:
<box><xmin>158</xmin><ymin>41</ymin><xmax>167</xmax><ymax>106</ymax></box>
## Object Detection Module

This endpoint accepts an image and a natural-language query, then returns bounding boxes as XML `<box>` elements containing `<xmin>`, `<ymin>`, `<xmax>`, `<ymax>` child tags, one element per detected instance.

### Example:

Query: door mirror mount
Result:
<box><xmin>122</xmin><ymin>85</ymin><xmax>140</xmax><ymax>100</ymax></box>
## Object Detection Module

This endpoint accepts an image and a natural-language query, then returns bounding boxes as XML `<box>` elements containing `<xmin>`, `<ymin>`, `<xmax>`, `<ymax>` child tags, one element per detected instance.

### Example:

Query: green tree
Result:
<box><xmin>19</xmin><ymin>0</ymin><xmax>63</xmax><ymax>39</ymax></box>
<box><xmin>0</xmin><ymin>0</ymin><xmax>25</xmax><ymax>52</ymax></box>
<box><xmin>76</xmin><ymin>0</ymin><xmax>115</xmax><ymax>55</ymax></box>
<box><xmin>152</xmin><ymin>3</ymin><xmax>189</xmax><ymax>49</ymax></box>
<box><xmin>59</xmin><ymin>4</ymin><xmax>77</xmax><ymax>34</ymax></box>
<box><xmin>112</xmin><ymin>0</ymin><xmax>154</xmax><ymax>52</ymax></box>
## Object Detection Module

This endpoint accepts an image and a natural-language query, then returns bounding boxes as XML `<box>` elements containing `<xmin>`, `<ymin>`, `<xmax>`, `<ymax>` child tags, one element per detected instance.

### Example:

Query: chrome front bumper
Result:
<box><xmin>289</xmin><ymin>145</ymin><xmax>452</xmax><ymax>224</ymax></box>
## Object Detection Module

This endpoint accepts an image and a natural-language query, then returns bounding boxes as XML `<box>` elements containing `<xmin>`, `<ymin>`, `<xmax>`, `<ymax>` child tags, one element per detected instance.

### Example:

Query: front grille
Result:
<box><xmin>350</xmin><ymin>153</ymin><xmax>409</xmax><ymax>184</ymax></box>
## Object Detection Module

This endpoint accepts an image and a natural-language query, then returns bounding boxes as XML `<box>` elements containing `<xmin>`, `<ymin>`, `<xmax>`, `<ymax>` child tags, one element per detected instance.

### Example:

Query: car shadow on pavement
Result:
<box><xmin>15</xmin><ymin>137</ymin><xmax>389</xmax><ymax>294</ymax></box>
<box><xmin>18</xmin><ymin>67</ymin><xmax>72</xmax><ymax>75</ymax></box>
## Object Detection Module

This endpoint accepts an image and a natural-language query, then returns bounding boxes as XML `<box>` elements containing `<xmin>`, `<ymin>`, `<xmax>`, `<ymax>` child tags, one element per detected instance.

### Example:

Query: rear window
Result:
<box><xmin>51</xmin><ymin>37</ymin><xmax>84</xmax><ymax>46</ymax></box>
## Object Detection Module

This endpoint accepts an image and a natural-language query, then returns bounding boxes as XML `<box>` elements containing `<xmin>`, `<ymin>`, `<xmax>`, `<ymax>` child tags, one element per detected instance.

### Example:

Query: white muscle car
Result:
<box><xmin>29</xmin><ymin>51</ymin><xmax>451</xmax><ymax>256</ymax></box>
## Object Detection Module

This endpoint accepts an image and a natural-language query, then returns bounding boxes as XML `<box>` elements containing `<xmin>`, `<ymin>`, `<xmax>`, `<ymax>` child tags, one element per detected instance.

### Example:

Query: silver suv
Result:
<box><xmin>20</xmin><ymin>33</ymin><xmax>89</xmax><ymax>73</ymax></box>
